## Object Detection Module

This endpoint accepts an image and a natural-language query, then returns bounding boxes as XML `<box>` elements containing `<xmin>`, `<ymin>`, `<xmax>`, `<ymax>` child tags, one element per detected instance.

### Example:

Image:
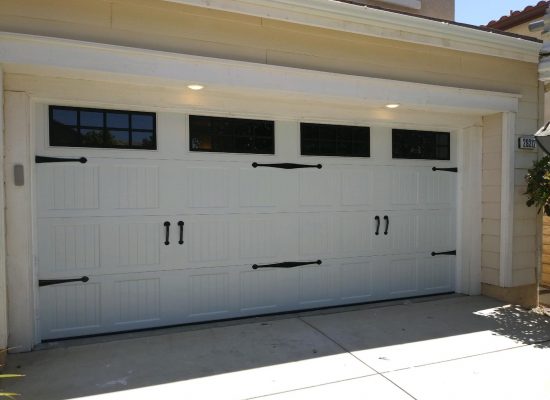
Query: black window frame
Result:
<box><xmin>300</xmin><ymin>122</ymin><xmax>371</xmax><ymax>158</ymax></box>
<box><xmin>392</xmin><ymin>129</ymin><xmax>450</xmax><ymax>161</ymax></box>
<box><xmin>49</xmin><ymin>105</ymin><xmax>157</xmax><ymax>150</ymax></box>
<box><xmin>189</xmin><ymin>115</ymin><xmax>275</xmax><ymax>155</ymax></box>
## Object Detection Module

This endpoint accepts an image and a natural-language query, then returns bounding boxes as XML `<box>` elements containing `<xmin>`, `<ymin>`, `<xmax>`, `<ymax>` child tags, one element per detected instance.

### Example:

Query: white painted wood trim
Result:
<box><xmin>456</xmin><ymin>125</ymin><xmax>482</xmax><ymax>295</ymax></box>
<box><xmin>162</xmin><ymin>0</ymin><xmax>541</xmax><ymax>62</ymax></box>
<box><xmin>0</xmin><ymin>33</ymin><xmax>521</xmax><ymax>116</ymax></box>
<box><xmin>378</xmin><ymin>0</ymin><xmax>421</xmax><ymax>10</ymax></box>
<box><xmin>500</xmin><ymin>112</ymin><xmax>516</xmax><ymax>288</ymax></box>
<box><xmin>4</xmin><ymin>92</ymin><xmax>35</xmax><ymax>352</ymax></box>
<box><xmin>0</xmin><ymin>65</ymin><xmax>7</xmax><ymax>349</ymax></box>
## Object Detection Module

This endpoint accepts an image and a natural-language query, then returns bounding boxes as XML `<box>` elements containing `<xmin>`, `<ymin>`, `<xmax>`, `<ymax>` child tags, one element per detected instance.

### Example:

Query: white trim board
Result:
<box><xmin>0</xmin><ymin>33</ymin><xmax>520</xmax><ymax>117</ymax></box>
<box><xmin>161</xmin><ymin>0</ymin><xmax>541</xmax><ymax>62</ymax></box>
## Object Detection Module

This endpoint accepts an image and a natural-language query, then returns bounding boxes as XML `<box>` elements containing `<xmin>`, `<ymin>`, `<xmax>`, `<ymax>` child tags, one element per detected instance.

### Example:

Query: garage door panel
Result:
<box><xmin>338</xmin><ymin>212</ymin><xmax>374</xmax><ymax>256</ymax></box>
<box><xmin>341</xmin><ymin>169</ymin><xmax>375</xmax><ymax>207</ymax></box>
<box><xmin>239</xmin><ymin>168</ymin><xmax>275</xmax><ymax>208</ymax></box>
<box><xmin>418</xmin><ymin>256</ymin><xmax>454</xmax><ymax>292</ymax></box>
<box><xmin>391</xmin><ymin>169</ymin><xmax>420</xmax><ymax>206</ymax></box>
<box><xmin>187</xmin><ymin>166</ymin><xmax>232</xmax><ymax>209</ymax></box>
<box><xmin>299</xmin><ymin>261</ymin><xmax>339</xmax><ymax>306</ymax></box>
<box><xmin>299</xmin><ymin>169</ymin><xmax>337</xmax><ymax>207</ymax></box>
<box><xmin>340</xmin><ymin>259</ymin><xmax>374</xmax><ymax>302</ymax></box>
<box><xmin>39</xmin><ymin>280</ymin><xmax>103</xmax><ymax>340</ymax></box>
<box><xmin>38</xmin><ymin>221</ymin><xmax>101</xmax><ymax>274</ymax></box>
<box><xmin>299</xmin><ymin>213</ymin><xmax>335</xmax><ymax>257</ymax></box>
<box><xmin>186</xmin><ymin>269</ymin><xmax>233</xmax><ymax>320</ymax></box>
<box><xmin>239</xmin><ymin>268</ymin><xmax>280</xmax><ymax>313</ymax></box>
<box><xmin>421</xmin><ymin>171</ymin><xmax>456</xmax><ymax>206</ymax></box>
<box><xmin>388</xmin><ymin>256</ymin><xmax>419</xmax><ymax>297</ymax></box>
<box><xmin>112</xmin><ymin>276</ymin><xmax>162</xmax><ymax>326</ymax></box>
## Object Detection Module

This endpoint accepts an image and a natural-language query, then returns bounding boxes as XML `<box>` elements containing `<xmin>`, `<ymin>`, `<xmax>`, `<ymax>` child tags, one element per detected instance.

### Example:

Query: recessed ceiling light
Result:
<box><xmin>385</xmin><ymin>104</ymin><xmax>400</xmax><ymax>109</ymax></box>
<box><xmin>188</xmin><ymin>84</ymin><xmax>204</xmax><ymax>91</ymax></box>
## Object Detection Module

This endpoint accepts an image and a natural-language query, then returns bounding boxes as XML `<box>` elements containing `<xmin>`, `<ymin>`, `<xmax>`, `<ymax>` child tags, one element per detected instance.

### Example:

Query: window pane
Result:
<box><xmin>132</xmin><ymin>114</ymin><xmax>154</xmax><ymax>130</ymax></box>
<box><xmin>107</xmin><ymin>113</ymin><xmax>129</xmax><ymax>129</ymax></box>
<box><xmin>392</xmin><ymin>129</ymin><xmax>450</xmax><ymax>160</ymax></box>
<box><xmin>189</xmin><ymin>115</ymin><xmax>274</xmax><ymax>154</ymax></box>
<box><xmin>132</xmin><ymin>131</ymin><xmax>155</xmax><ymax>148</ymax></box>
<box><xmin>52</xmin><ymin>109</ymin><xmax>77</xmax><ymax>126</ymax></box>
<box><xmin>300</xmin><ymin>123</ymin><xmax>370</xmax><ymax>157</ymax></box>
<box><xmin>49</xmin><ymin>106</ymin><xmax>156</xmax><ymax>150</ymax></box>
<box><xmin>80</xmin><ymin>128</ymin><xmax>105</xmax><ymax>146</ymax></box>
<box><xmin>80</xmin><ymin>111</ymin><xmax>104</xmax><ymax>127</ymax></box>
<box><xmin>107</xmin><ymin>130</ymin><xmax>130</xmax><ymax>146</ymax></box>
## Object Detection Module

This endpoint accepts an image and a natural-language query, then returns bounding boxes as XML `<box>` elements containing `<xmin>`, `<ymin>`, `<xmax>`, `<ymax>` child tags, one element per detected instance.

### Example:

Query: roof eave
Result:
<box><xmin>162</xmin><ymin>0</ymin><xmax>541</xmax><ymax>63</ymax></box>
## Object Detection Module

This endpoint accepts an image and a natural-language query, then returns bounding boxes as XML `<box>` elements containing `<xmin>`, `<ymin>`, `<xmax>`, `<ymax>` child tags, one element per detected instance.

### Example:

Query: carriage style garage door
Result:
<box><xmin>35</xmin><ymin>106</ymin><xmax>457</xmax><ymax>340</ymax></box>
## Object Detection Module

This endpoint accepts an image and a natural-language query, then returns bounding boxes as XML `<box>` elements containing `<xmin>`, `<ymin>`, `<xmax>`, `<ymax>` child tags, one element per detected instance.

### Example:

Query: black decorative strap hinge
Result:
<box><xmin>432</xmin><ymin>167</ymin><xmax>457</xmax><ymax>173</ymax></box>
<box><xmin>253</xmin><ymin>260</ymin><xmax>322</xmax><ymax>270</ymax></box>
<box><xmin>39</xmin><ymin>276</ymin><xmax>89</xmax><ymax>287</ymax></box>
<box><xmin>36</xmin><ymin>156</ymin><xmax>87</xmax><ymax>164</ymax></box>
<box><xmin>431</xmin><ymin>250</ymin><xmax>457</xmax><ymax>256</ymax></box>
<box><xmin>252</xmin><ymin>162</ymin><xmax>322</xmax><ymax>170</ymax></box>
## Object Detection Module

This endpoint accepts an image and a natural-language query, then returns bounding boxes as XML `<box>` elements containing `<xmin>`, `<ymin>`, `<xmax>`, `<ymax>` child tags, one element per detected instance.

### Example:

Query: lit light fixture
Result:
<box><xmin>385</xmin><ymin>104</ymin><xmax>400</xmax><ymax>109</ymax></box>
<box><xmin>188</xmin><ymin>84</ymin><xmax>204</xmax><ymax>91</ymax></box>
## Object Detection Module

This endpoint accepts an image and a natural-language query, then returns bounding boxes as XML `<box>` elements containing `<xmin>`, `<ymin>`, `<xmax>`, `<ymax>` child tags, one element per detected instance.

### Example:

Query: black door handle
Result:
<box><xmin>375</xmin><ymin>216</ymin><xmax>380</xmax><ymax>235</ymax></box>
<box><xmin>164</xmin><ymin>221</ymin><xmax>170</xmax><ymax>245</ymax></box>
<box><xmin>36</xmin><ymin>156</ymin><xmax>87</xmax><ymax>164</ymax></box>
<box><xmin>252</xmin><ymin>162</ymin><xmax>322</xmax><ymax>169</ymax></box>
<box><xmin>39</xmin><ymin>276</ymin><xmax>89</xmax><ymax>287</ymax></box>
<box><xmin>384</xmin><ymin>216</ymin><xmax>389</xmax><ymax>235</ymax></box>
<box><xmin>252</xmin><ymin>260</ymin><xmax>322</xmax><ymax>270</ymax></box>
<box><xmin>178</xmin><ymin>221</ymin><xmax>184</xmax><ymax>244</ymax></box>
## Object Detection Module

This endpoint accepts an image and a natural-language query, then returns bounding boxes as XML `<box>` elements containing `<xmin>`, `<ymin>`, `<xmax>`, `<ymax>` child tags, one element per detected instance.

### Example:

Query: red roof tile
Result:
<box><xmin>485</xmin><ymin>1</ymin><xmax>548</xmax><ymax>30</ymax></box>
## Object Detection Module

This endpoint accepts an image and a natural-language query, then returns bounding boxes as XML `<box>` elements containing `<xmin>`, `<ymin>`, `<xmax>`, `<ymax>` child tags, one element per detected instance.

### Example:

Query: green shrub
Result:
<box><xmin>525</xmin><ymin>155</ymin><xmax>550</xmax><ymax>216</ymax></box>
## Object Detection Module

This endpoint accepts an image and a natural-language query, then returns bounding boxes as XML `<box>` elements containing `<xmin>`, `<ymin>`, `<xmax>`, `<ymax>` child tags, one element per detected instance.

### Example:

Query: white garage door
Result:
<box><xmin>36</xmin><ymin>106</ymin><xmax>456</xmax><ymax>340</ymax></box>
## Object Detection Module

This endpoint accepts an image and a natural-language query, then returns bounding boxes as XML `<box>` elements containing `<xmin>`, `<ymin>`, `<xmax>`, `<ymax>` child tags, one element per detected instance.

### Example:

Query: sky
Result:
<box><xmin>455</xmin><ymin>0</ymin><xmax>542</xmax><ymax>26</ymax></box>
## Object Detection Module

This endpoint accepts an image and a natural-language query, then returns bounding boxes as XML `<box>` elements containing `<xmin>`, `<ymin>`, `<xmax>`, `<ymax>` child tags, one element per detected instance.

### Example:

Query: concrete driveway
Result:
<box><xmin>4</xmin><ymin>295</ymin><xmax>550</xmax><ymax>399</ymax></box>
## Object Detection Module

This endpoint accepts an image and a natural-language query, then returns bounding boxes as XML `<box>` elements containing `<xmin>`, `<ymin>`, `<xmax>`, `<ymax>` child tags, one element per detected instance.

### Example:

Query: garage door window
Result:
<box><xmin>49</xmin><ymin>106</ymin><xmax>156</xmax><ymax>149</ymax></box>
<box><xmin>189</xmin><ymin>115</ymin><xmax>275</xmax><ymax>154</ymax></box>
<box><xmin>392</xmin><ymin>129</ymin><xmax>450</xmax><ymax>160</ymax></box>
<box><xmin>300</xmin><ymin>123</ymin><xmax>370</xmax><ymax>157</ymax></box>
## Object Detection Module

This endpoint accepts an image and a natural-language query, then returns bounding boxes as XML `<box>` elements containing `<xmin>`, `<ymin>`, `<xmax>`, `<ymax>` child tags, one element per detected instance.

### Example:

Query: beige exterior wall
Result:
<box><xmin>0</xmin><ymin>0</ymin><xmax>540</xmax><ymax>294</ymax></box>
<box><xmin>358</xmin><ymin>0</ymin><xmax>454</xmax><ymax>20</ymax></box>
<box><xmin>506</xmin><ymin>21</ymin><xmax>543</xmax><ymax>39</ymax></box>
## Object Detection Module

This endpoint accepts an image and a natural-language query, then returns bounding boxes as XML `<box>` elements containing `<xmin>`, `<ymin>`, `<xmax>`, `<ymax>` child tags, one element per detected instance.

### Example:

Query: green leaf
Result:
<box><xmin>0</xmin><ymin>375</ymin><xmax>24</xmax><ymax>379</ymax></box>
<box><xmin>0</xmin><ymin>393</ymin><xmax>19</xmax><ymax>397</ymax></box>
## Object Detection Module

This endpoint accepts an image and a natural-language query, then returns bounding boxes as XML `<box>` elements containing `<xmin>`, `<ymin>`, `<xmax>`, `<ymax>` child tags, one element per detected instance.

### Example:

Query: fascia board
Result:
<box><xmin>0</xmin><ymin>32</ymin><xmax>520</xmax><ymax>115</ymax></box>
<box><xmin>162</xmin><ymin>0</ymin><xmax>540</xmax><ymax>63</ymax></box>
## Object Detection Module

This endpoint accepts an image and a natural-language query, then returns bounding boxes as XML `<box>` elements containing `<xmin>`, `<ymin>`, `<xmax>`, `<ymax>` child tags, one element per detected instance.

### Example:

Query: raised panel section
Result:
<box><xmin>239</xmin><ymin>168</ymin><xmax>274</xmax><ymax>207</ymax></box>
<box><xmin>188</xmin><ymin>168</ymin><xmax>230</xmax><ymax>208</ymax></box>
<box><xmin>339</xmin><ymin>212</ymin><xmax>372</xmax><ymax>256</ymax></box>
<box><xmin>116</xmin><ymin>222</ymin><xmax>161</xmax><ymax>267</ymax></box>
<box><xmin>299</xmin><ymin>264</ymin><xmax>337</xmax><ymax>305</ymax></box>
<box><xmin>390</xmin><ymin>214</ymin><xmax>419</xmax><ymax>253</ymax></box>
<box><xmin>299</xmin><ymin>170</ymin><xmax>334</xmax><ymax>207</ymax></box>
<box><xmin>114</xmin><ymin>278</ymin><xmax>161</xmax><ymax>324</ymax></box>
<box><xmin>188</xmin><ymin>218</ymin><xmax>230</xmax><ymax>262</ymax></box>
<box><xmin>341</xmin><ymin>260</ymin><xmax>373</xmax><ymax>301</ymax></box>
<box><xmin>239</xmin><ymin>218</ymin><xmax>276</xmax><ymax>259</ymax></box>
<box><xmin>299</xmin><ymin>214</ymin><xmax>332</xmax><ymax>256</ymax></box>
<box><xmin>420</xmin><ymin>212</ymin><xmax>454</xmax><ymax>252</ymax></box>
<box><xmin>420</xmin><ymin>257</ymin><xmax>453</xmax><ymax>291</ymax></box>
<box><xmin>391</xmin><ymin>170</ymin><xmax>419</xmax><ymax>206</ymax></box>
<box><xmin>40</xmin><ymin>283</ymin><xmax>101</xmax><ymax>336</ymax></box>
<box><xmin>39</xmin><ymin>223</ymin><xmax>100</xmax><ymax>272</ymax></box>
<box><xmin>116</xmin><ymin>165</ymin><xmax>159</xmax><ymax>209</ymax></box>
<box><xmin>188</xmin><ymin>272</ymin><xmax>230</xmax><ymax>317</ymax></box>
<box><xmin>50</xmin><ymin>165</ymin><xmax>99</xmax><ymax>210</ymax></box>
<box><xmin>239</xmin><ymin>269</ymin><xmax>278</xmax><ymax>312</ymax></box>
<box><xmin>389</xmin><ymin>257</ymin><xmax>418</xmax><ymax>295</ymax></box>
<box><xmin>341</xmin><ymin>170</ymin><xmax>373</xmax><ymax>206</ymax></box>
<box><xmin>422</xmin><ymin>172</ymin><xmax>454</xmax><ymax>206</ymax></box>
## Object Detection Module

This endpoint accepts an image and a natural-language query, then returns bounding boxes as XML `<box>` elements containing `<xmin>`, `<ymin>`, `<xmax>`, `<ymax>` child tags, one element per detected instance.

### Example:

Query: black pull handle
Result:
<box><xmin>164</xmin><ymin>221</ymin><xmax>170</xmax><ymax>245</ymax></box>
<box><xmin>178</xmin><ymin>221</ymin><xmax>184</xmax><ymax>245</ymax></box>
<box><xmin>432</xmin><ymin>167</ymin><xmax>458</xmax><ymax>173</ymax></box>
<box><xmin>39</xmin><ymin>276</ymin><xmax>89</xmax><ymax>287</ymax></box>
<box><xmin>384</xmin><ymin>216</ymin><xmax>389</xmax><ymax>235</ymax></box>
<box><xmin>375</xmin><ymin>216</ymin><xmax>380</xmax><ymax>235</ymax></box>
<box><xmin>252</xmin><ymin>162</ymin><xmax>322</xmax><ymax>170</ymax></box>
<box><xmin>431</xmin><ymin>250</ymin><xmax>457</xmax><ymax>256</ymax></box>
<box><xmin>36</xmin><ymin>156</ymin><xmax>87</xmax><ymax>164</ymax></box>
<box><xmin>252</xmin><ymin>260</ymin><xmax>322</xmax><ymax>270</ymax></box>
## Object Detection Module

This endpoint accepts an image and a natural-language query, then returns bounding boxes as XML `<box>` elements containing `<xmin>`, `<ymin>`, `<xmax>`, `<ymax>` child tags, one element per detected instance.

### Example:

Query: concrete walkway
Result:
<box><xmin>4</xmin><ymin>295</ymin><xmax>550</xmax><ymax>399</ymax></box>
